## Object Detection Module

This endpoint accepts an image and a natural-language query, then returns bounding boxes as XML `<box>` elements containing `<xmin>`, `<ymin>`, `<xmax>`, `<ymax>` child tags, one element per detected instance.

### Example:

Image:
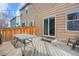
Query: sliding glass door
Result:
<box><xmin>44</xmin><ymin>17</ymin><xmax>55</xmax><ymax>36</ymax></box>
<box><xmin>44</xmin><ymin>19</ymin><xmax>48</xmax><ymax>35</ymax></box>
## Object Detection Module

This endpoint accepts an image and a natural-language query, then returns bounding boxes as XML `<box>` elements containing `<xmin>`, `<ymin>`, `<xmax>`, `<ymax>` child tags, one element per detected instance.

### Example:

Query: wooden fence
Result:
<box><xmin>0</xmin><ymin>26</ymin><xmax>37</xmax><ymax>42</ymax></box>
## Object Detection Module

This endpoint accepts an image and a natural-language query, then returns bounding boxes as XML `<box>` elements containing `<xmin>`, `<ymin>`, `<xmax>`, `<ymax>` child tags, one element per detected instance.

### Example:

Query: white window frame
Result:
<box><xmin>65</xmin><ymin>8</ymin><xmax>79</xmax><ymax>32</ymax></box>
<box><xmin>43</xmin><ymin>16</ymin><xmax>56</xmax><ymax>37</ymax></box>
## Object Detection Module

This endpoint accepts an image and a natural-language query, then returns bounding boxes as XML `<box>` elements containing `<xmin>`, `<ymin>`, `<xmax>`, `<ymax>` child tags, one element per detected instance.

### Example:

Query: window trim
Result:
<box><xmin>65</xmin><ymin>8</ymin><xmax>79</xmax><ymax>32</ymax></box>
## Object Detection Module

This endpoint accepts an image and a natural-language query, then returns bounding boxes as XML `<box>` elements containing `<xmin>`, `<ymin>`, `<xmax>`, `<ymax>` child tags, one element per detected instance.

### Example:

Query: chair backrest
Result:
<box><xmin>72</xmin><ymin>36</ymin><xmax>79</xmax><ymax>40</ymax></box>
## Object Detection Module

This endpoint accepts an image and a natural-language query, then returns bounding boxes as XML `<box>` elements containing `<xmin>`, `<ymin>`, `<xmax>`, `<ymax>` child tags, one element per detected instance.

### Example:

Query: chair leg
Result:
<box><xmin>67</xmin><ymin>40</ymin><xmax>69</xmax><ymax>46</ymax></box>
<box><xmin>67</xmin><ymin>42</ymin><xmax>69</xmax><ymax>46</ymax></box>
<box><xmin>72</xmin><ymin>43</ymin><xmax>76</xmax><ymax>50</ymax></box>
<box><xmin>14</xmin><ymin>39</ymin><xmax>18</xmax><ymax>47</ymax></box>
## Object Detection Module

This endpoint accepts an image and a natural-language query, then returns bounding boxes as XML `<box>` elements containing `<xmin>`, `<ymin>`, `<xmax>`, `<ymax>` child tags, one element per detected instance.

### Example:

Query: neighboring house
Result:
<box><xmin>10</xmin><ymin>16</ymin><xmax>21</xmax><ymax>27</ymax></box>
<box><xmin>0</xmin><ymin>12</ymin><xmax>8</xmax><ymax>28</ymax></box>
<box><xmin>10</xmin><ymin>17</ymin><xmax>16</xmax><ymax>27</ymax></box>
<box><xmin>20</xmin><ymin>3</ymin><xmax>79</xmax><ymax>42</ymax></box>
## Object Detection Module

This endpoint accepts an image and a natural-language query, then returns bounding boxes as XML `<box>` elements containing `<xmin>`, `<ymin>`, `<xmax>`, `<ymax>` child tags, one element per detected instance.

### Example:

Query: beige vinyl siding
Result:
<box><xmin>20</xmin><ymin>3</ymin><xmax>79</xmax><ymax>42</ymax></box>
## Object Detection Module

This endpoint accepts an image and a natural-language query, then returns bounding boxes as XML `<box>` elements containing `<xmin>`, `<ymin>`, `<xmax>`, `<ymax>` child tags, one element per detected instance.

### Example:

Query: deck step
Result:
<box><xmin>41</xmin><ymin>38</ymin><xmax>51</xmax><ymax>43</ymax></box>
<box><xmin>41</xmin><ymin>36</ymin><xmax>56</xmax><ymax>43</ymax></box>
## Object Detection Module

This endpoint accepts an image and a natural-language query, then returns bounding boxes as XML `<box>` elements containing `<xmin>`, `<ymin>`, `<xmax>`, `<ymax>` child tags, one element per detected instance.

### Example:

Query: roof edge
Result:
<box><xmin>20</xmin><ymin>3</ymin><xmax>30</xmax><ymax>11</ymax></box>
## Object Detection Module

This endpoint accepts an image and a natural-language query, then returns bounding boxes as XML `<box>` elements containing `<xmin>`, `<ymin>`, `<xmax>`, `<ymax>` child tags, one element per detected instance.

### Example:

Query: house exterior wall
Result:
<box><xmin>20</xmin><ymin>3</ymin><xmax>79</xmax><ymax>42</ymax></box>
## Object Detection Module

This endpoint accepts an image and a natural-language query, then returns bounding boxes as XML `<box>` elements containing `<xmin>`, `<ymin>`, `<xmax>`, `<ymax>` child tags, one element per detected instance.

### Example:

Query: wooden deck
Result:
<box><xmin>0</xmin><ymin>37</ymin><xmax>79</xmax><ymax>56</ymax></box>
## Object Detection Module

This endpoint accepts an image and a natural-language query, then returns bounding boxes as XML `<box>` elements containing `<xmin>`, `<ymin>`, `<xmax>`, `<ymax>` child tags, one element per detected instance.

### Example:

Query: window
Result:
<box><xmin>25</xmin><ymin>20</ymin><xmax>34</xmax><ymax>26</ymax></box>
<box><xmin>66</xmin><ymin>10</ymin><xmax>79</xmax><ymax>31</ymax></box>
<box><xmin>44</xmin><ymin>17</ymin><xmax>55</xmax><ymax>36</ymax></box>
<box><xmin>26</xmin><ymin>10</ymin><xmax>28</xmax><ymax>14</ymax></box>
<box><xmin>29</xmin><ymin>21</ymin><xmax>32</xmax><ymax>26</ymax></box>
<box><xmin>26</xmin><ymin>21</ymin><xmax>28</xmax><ymax>26</ymax></box>
<box><xmin>28</xmin><ymin>20</ymin><xmax>34</xmax><ymax>26</ymax></box>
<box><xmin>22</xmin><ymin>23</ymin><xmax>25</xmax><ymax>27</ymax></box>
<box><xmin>21</xmin><ymin>13</ymin><xmax>23</xmax><ymax>19</ymax></box>
<box><xmin>21</xmin><ymin>14</ymin><xmax>22</xmax><ymax>17</ymax></box>
<box><xmin>25</xmin><ymin>6</ymin><xmax>29</xmax><ymax>15</ymax></box>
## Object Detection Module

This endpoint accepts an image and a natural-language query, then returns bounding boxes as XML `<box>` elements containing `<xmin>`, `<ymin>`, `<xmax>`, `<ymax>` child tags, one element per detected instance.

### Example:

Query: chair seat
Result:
<box><xmin>67</xmin><ymin>37</ymin><xmax>79</xmax><ymax>50</ymax></box>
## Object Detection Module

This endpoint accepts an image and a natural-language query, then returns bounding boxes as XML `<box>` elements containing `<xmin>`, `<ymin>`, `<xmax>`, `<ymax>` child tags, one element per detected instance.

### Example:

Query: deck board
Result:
<box><xmin>0</xmin><ymin>38</ymin><xmax>79</xmax><ymax>56</ymax></box>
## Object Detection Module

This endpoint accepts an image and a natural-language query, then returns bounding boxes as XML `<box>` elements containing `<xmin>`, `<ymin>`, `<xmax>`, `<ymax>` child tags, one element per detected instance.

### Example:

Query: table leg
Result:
<box><xmin>30</xmin><ymin>39</ymin><xmax>36</xmax><ymax>53</ymax></box>
<box><xmin>31</xmin><ymin>41</ymin><xmax>35</xmax><ymax>50</ymax></box>
<box><xmin>22</xmin><ymin>40</ymin><xmax>26</xmax><ymax>56</ymax></box>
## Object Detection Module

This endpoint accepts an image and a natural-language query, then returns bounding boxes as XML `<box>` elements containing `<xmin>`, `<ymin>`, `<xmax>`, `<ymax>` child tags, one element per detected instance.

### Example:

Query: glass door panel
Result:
<box><xmin>44</xmin><ymin>19</ymin><xmax>48</xmax><ymax>35</ymax></box>
<box><xmin>49</xmin><ymin>17</ymin><xmax>55</xmax><ymax>36</ymax></box>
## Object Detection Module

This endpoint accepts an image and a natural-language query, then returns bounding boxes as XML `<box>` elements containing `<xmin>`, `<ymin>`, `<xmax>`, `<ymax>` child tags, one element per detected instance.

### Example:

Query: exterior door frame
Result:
<box><xmin>43</xmin><ymin>16</ymin><xmax>56</xmax><ymax>38</ymax></box>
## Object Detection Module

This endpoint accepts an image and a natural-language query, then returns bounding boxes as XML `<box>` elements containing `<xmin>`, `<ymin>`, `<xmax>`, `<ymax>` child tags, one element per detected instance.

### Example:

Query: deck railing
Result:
<box><xmin>0</xmin><ymin>26</ymin><xmax>37</xmax><ymax>42</ymax></box>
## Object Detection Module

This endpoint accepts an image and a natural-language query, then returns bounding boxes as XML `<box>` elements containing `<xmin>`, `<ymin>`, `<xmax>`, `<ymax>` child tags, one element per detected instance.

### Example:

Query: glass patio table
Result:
<box><xmin>13</xmin><ymin>34</ymin><xmax>37</xmax><ymax>56</ymax></box>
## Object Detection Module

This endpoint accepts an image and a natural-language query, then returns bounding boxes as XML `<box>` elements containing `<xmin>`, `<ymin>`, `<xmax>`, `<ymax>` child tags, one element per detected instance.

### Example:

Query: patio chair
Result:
<box><xmin>0</xmin><ymin>32</ymin><xmax>2</xmax><ymax>45</ymax></box>
<box><xmin>72</xmin><ymin>39</ymin><xmax>79</xmax><ymax>49</ymax></box>
<box><xmin>67</xmin><ymin>37</ymin><xmax>79</xmax><ymax>49</ymax></box>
